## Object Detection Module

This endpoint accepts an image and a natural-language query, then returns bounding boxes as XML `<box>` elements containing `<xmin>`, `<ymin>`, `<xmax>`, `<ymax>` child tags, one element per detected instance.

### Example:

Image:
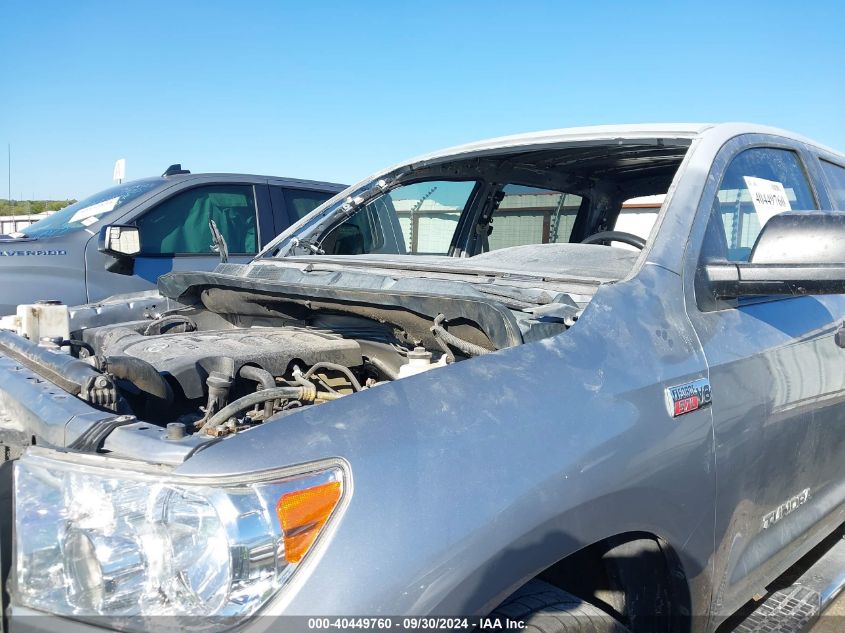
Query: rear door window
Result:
<box><xmin>281</xmin><ymin>187</ymin><xmax>335</xmax><ymax>221</ymax></box>
<box><xmin>136</xmin><ymin>185</ymin><xmax>258</xmax><ymax>255</ymax></box>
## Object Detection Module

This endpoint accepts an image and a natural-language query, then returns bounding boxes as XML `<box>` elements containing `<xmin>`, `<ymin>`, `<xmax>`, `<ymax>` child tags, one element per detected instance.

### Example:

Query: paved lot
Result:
<box><xmin>811</xmin><ymin>592</ymin><xmax>845</xmax><ymax>632</ymax></box>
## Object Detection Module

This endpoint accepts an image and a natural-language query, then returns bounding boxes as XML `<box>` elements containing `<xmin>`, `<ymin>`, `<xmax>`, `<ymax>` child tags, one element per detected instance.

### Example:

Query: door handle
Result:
<box><xmin>835</xmin><ymin>321</ymin><xmax>845</xmax><ymax>348</ymax></box>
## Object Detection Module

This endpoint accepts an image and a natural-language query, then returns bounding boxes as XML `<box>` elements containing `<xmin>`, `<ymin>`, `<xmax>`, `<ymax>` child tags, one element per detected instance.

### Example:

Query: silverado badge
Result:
<box><xmin>665</xmin><ymin>378</ymin><xmax>712</xmax><ymax>418</ymax></box>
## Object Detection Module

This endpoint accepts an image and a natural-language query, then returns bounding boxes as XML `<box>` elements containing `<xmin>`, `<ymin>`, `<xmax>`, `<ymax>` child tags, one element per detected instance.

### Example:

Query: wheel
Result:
<box><xmin>490</xmin><ymin>579</ymin><xmax>632</xmax><ymax>633</ymax></box>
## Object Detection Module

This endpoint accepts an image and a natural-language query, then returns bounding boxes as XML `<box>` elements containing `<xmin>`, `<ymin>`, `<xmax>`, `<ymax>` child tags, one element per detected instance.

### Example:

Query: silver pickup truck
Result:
<box><xmin>3</xmin><ymin>123</ymin><xmax>845</xmax><ymax>633</ymax></box>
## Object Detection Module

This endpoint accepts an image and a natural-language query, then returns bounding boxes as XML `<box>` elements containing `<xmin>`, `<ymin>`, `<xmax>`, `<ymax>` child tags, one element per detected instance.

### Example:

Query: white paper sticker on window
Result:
<box><xmin>68</xmin><ymin>197</ymin><xmax>120</xmax><ymax>224</ymax></box>
<box><xmin>743</xmin><ymin>176</ymin><xmax>792</xmax><ymax>226</ymax></box>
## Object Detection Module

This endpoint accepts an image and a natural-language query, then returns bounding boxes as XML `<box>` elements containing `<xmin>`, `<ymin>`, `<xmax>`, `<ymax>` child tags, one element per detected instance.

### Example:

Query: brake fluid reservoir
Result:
<box><xmin>398</xmin><ymin>347</ymin><xmax>448</xmax><ymax>378</ymax></box>
<box><xmin>16</xmin><ymin>301</ymin><xmax>70</xmax><ymax>342</ymax></box>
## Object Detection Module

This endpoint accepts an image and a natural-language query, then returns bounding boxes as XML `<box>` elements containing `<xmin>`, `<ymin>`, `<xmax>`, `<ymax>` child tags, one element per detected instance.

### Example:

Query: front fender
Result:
<box><xmin>0</xmin><ymin>244</ymin><xmax>86</xmax><ymax>314</ymax></box>
<box><xmin>175</xmin><ymin>264</ymin><xmax>715</xmax><ymax>619</ymax></box>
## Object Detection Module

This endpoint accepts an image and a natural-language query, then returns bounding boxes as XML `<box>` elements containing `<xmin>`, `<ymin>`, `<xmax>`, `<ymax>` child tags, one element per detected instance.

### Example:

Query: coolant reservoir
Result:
<box><xmin>12</xmin><ymin>301</ymin><xmax>70</xmax><ymax>342</ymax></box>
<box><xmin>398</xmin><ymin>347</ymin><xmax>448</xmax><ymax>378</ymax></box>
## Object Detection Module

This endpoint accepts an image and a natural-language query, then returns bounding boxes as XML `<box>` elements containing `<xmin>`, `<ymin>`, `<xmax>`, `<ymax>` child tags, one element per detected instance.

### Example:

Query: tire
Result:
<box><xmin>600</xmin><ymin>538</ymin><xmax>676</xmax><ymax>633</ymax></box>
<box><xmin>491</xmin><ymin>579</ymin><xmax>632</xmax><ymax>633</ymax></box>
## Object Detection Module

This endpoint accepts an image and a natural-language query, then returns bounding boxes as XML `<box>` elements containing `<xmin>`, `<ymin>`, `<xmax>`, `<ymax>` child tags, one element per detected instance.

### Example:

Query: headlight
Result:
<box><xmin>13</xmin><ymin>448</ymin><xmax>348</xmax><ymax>630</ymax></box>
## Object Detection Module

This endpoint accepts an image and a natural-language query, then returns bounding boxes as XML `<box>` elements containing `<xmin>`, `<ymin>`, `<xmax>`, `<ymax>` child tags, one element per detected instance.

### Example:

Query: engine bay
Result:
<box><xmin>74</xmin><ymin>311</ymin><xmax>442</xmax><ymax>439</ymax></box>
<box><xmin>91</xmin><ymin>325</ymin><xmax>364</xmax><ymax>400</ymax></box>
<box><xmin>0</xmin><ymin>262</ymin><xmax>588</xmax><ymax>463</ymax></box>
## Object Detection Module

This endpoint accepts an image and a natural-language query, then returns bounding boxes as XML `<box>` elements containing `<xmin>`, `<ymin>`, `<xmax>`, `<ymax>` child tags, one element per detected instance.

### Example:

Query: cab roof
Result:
<box><xmin>158</xmin><ymin>171</ymin><xmax>346</xmax><ymax>190</ymax></box>
<box><xmin>397</xmin><ymin>122</ymin><xmax>842</xmax><ymax>168</ymax></box>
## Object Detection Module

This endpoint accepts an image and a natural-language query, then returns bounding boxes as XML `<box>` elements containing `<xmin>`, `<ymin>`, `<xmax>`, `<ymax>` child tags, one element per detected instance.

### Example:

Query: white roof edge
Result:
<box><xmin>703</xmin><ymin>122</ymin><xmax>845</xmax><ymax>156</ymax></box>
<box><xmin>405</xmin><ymin>123</ymin><xmax>713</xmax><ymax>166</ymax></box>
<box><xmin>397</xmin><ymin>122</ymin><xmax>845</xmax><ymax>170</ymax></box>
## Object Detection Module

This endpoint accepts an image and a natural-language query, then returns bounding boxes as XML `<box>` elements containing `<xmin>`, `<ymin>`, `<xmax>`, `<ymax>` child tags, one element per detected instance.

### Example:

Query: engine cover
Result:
<box><xmin>102</xmin><ymin>327</ymin><xmax>362</xmax><ymax>399</ymax></box>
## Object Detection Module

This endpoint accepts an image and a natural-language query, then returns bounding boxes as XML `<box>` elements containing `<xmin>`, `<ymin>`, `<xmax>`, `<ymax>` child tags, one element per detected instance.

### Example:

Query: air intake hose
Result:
<box><xmin>92</xmin><ymin>355</ymin><xmax>173</xmax><ymax>404</ymax></box>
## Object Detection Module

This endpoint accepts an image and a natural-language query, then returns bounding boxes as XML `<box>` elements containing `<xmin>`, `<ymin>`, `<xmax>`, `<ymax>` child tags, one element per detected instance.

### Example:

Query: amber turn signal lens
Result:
<box><xmin>277</xmin><ymin>480</ymin><xmax>342</xmax><ymax>563</ymax></box>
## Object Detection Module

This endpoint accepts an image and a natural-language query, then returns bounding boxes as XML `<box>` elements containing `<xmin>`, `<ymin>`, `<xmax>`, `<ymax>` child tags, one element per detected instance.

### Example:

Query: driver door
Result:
<box><xmin>84</xmin><ymin>183</ymin><xmax>266</xmax><ymax>303</ymax></box>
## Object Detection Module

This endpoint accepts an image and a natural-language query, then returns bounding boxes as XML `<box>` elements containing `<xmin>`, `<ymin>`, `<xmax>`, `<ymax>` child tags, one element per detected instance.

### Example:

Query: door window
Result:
<box><xmin>281</xmin><ymin>187</ymin><xmax>335</xmax><ymax>221</ymax></box>
<box><xmin>712</xmin><ymin>148</ymin><xmax>816</xmax><ymax>261</ymax></box>
<box><xmin>136</xmin><ymin>185</ymin><xmax>258</xmax><ymax>255</ymax></box>
<box><xmin>820</xmin><ymin>160</ymin><xmax>845</xmax><ymax>210</ymax></box>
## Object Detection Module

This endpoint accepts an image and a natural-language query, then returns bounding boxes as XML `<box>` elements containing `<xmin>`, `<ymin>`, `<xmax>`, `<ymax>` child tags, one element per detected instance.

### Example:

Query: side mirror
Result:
<box><xmin>705</xmin><ymin>212</ymin><xmax>845</xmax><ymax>298</ymax></box>
<box><xmin>98</xmin><ymin>225</ymin><xmax>141</xmax><ymax>257</ymax></box>
<box><xmin>98</xmin><ymin>225</ymin><xmax>140</xmax><ymax>275</ymax></box>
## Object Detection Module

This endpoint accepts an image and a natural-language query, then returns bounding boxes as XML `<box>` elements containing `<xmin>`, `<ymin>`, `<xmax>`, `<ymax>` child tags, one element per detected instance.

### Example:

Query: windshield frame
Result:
<box><xmin>257</xmin><ymin>135</ymin><xmax>697</xmax><ymax>284</ymax></box>
<box><xmin>20</xmin><ymin>178</ymin><xmax>165</xmax><ymax>239</ymax></box>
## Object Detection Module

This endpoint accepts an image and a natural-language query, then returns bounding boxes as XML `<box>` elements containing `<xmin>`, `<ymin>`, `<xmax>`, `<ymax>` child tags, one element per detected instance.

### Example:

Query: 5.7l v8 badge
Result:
<box><xmin>665</xmin><ymin>378</ymin><xmax>712</xmax><ymax>418</ymax></box>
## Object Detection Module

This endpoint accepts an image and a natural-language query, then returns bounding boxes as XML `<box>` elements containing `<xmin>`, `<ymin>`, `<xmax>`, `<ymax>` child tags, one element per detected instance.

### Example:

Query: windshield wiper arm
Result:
<box><xmin>209</xmin><ymin>220</ymin><xmax>229</xmax><ymax>263</ymax></box>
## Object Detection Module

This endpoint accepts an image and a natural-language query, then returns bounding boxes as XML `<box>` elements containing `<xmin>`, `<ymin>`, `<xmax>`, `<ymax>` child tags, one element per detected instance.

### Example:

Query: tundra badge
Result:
<box><xmin>665</xmin><ymin>378</ymin><xmax>712</xmax><ymax>418</ymax></box>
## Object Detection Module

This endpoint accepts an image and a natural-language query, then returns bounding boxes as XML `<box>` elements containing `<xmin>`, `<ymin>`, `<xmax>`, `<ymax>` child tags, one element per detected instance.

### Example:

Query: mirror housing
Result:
<box><xmin>98</xmin><ymin>225</ymin><xmax>140</xmax><ymax>275</ymax></box>
<box><xmin>98</xmin><ymin>225</ymin><xmax>141</xmax><ymax>257</ymax></box>
<box><xmin>704</xmin><ymin>211</ymin><xmax>845</xmax><ymax>299</ymax></box>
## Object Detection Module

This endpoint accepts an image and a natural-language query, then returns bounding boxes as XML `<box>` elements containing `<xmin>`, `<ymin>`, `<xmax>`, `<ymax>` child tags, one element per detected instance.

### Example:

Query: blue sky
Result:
<box><xmin>1</xmin><ymin>1</ymin><xmax>843</xmax><ymax>200</ymax></box>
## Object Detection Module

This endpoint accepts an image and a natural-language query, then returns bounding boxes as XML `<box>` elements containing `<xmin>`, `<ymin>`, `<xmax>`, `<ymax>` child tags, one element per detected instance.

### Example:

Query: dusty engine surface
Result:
<box><xmin>0</xmin><ymin>295</ymin><xmax>495</xmax><ymax>463</ymax></box>
<box><xmin>92</xmin><ymin>326</ymin><xmax>363</xmax><ymax>399</ymax></box>
<box><xmin>47</xmin><ymin>308</ymin><xmax>457</xmax><ymax>452</ymax></box>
